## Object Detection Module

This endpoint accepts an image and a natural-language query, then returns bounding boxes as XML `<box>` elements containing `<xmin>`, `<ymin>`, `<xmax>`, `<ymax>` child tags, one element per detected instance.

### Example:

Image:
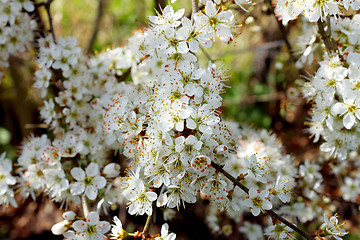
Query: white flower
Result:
<box><xmin>0</xmin><ymin>152</ymin><xmax>16</xmax><ymax>195</ymax></box>
<box><xmin>320</xmin><ymin>214</ymin><xmax>348</xmax><ymax>240</ymax></box>
<box><xmin>122</xmin><ymin>188</ymin><xmax>157</xmax><ymax>215</ymax></box>
<box><xmin>243</xmin><ymin>187</ymin><xmax>272</xmax><ymax>216</ymax></box>
<box><xmin>154</xmin><ymin>223</ymin><xmax>176</xmax><ymax>240</ymax></box>
<box><xmin>239</xmin><ymin>222</ymin><xmax>264</xmax><ymax>240</ymax></box>
<box><xmin>72</xmin><ymin>211</ymin><xmax>110</xmax><ymax>240</ymax></box>
<box><xmin>110</xmin><ymin>216</ymin><xmax>127</xmax><ymax>240</ymax></box>
<box><xmin>244</xmin><ymin>154</ymin><xmax>268</xmax><ymax>183</ymax></box>
<box><xmin>273</xmin><ymin>176</ymin><xmax>294</xmax><ymax>203</ymax></box>
<box><xmin>264</xmin><ymin>222</ymin><xmax>293</xmax><ymax>240</ymax></box>
<box><xmin>70</xmin><ymin>163</ymin><xmax>106</xmax><ymax>200</ymax></box>
<box><xmin>51</xmin><ymin>211</ymin><xmax>75</xmax><ymax>235</ymax></box>
<box><xmin>331</xmin><ymin>95</ymin><xmax>360</xmax><ymax>129</ymax></box>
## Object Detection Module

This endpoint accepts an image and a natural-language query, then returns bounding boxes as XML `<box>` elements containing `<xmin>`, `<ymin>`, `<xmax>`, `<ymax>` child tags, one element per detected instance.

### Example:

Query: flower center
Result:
<box><xmin>348</xmin><ymin>104</ymin><xmax>357</xmax><ymax>113</ymax></box>
<box><xmin>252</xmin><ymin>196</ymin><xmax>263</xmax><ymax>207</ymax></box>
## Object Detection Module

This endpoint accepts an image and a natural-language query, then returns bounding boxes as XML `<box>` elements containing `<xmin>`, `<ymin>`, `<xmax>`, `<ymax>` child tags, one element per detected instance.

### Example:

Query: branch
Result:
<box><xmin>36</xmin><ymin>0</ymin><xmax>56</xmax><ymax>43</ymax></box>
<box><xmin>191</xmin><ymin>0</ymin><xmax>199</xmax><ymax>22</ymax></box>
<box><xmin>317</xmin><ymin>18</ymin><xmax>343</xmax><ymax>61</ymax></box>
<box><xmin>81</xmin><ymin>195</ymin><xmax>90</xmax><ymax>218</ymax></box>
<box><xmin>211</xmin><ymin>162</ymin><xmax>315</xmax><ymax>240</ymax></box>
<box><xmin>87</xmin><ymin>0</ymin><xmax>107</xmax><ymax>53</ymax></box>
<box><xmin>141</xmin><ymin>214</ymin><xmax>152</xmax><ymax>240</ymax></box>
<box><xmin>265</xmin><ymin>0</ymin><xmax>293</xmax><ymax>56</ymax></box>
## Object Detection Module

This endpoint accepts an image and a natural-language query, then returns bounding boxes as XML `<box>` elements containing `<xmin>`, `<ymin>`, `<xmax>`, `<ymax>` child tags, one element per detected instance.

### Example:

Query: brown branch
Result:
<box><xmin>87</xmin><ymin>0</ymin><xmax>107</xmax><ymax>54</ymax></box>
<box><xmin>36</xmin><ymin>0</ymin><xmax>56</xmax><ymax>43</ymax></box>
<box><xmin>211</xmin><ymin>162</ymin><xmax>315</xmax><ymax>240</ymax></box>
<box><xmin>317</xmin><ymin>19</ymin><xmax>343</xmax><ymax>61</ymax></box>
<box><xmin>265</xmin><ymin>0</ymin><xmax>293</xmax><ymax>56</ymax></box>
<box><xmin>191</xmin><ymin>0</ymin><xmax>199</xmax><ymax>21</ymax></box>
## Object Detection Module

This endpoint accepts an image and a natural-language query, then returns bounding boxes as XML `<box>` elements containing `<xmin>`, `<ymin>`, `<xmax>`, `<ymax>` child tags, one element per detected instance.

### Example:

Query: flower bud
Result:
<box><xmin>103</xmin><ymin>163</ymin><xmax>121</xmax><ymax>178</ymax></box>
<box><xmin>63</xmin><ymin>211</ymin><xmax>76</xmax><ymax>220</ymax></box>
<box><xmin>51</xmin><ymin>220</ymin><xmax>70</xmax><ymax>235</ymax></box>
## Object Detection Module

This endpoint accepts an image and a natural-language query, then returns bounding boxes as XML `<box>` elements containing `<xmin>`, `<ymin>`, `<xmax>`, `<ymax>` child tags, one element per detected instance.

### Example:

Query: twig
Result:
<box><xmin>317</xmin><ymin>18</ymin><xmax>343</xmax><ymax>61</ymax></box>
<box><xmin>191</xmin><ymin>0</ymin><xmax>199</xmax><ymax>22</ymax></box>
<box><xmin>142</xmin><ymin>214</ymin><xmax>152</xmax><ymax>239</ymax></box>
<box><xmin>200</xmin><ymin>45</ymin><xmax>214</xmax><ymax>62</ymax></box>
<box><xmin>265</xmin><ymin>0</ymin><xmax>293</xmax><ymax>56</ymax></box>
<box><xmin>117</xmin><ymin>67</ymin><xmax>132</xmax><ymax>82</ymax></box>
<box><xmin>87</xmin><ymin>0</ymin><xmax>107</xmax><ymax>53</ymax></box>
<box><xmin>216</xmin><ymin>40</ymin><xmax>284</xmax><ymax>58</ymax></box>
<box><xmin>81</xmin><ymin>195</ymin><xmax>90</xmax><ymax>218</ymax></box>
<box><xmin>211</xmin><ymin>162</ymin><xmax>315</xmax><ymax>240</ymax></box>
<box><xmin>36</xmin><ymin>0</ymin><xmax>56</xmax><ymax>43</ymax></box>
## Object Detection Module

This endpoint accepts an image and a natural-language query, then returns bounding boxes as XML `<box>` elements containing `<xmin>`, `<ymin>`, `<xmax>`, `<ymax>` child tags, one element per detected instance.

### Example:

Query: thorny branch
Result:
<box><xmin>211</xmin><ymin>162</ymin><xmax>316</xmax><ymax>240</ymax></box>
<box><xmin>35</xmin><ymin>0</ymin><xmax>56</xmax><ymax>44</ymax></box>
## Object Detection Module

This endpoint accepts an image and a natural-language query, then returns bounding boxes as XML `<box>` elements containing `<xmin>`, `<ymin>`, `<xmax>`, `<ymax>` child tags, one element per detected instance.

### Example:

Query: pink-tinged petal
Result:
<box><xmin>71</xmin><ymin>167</ymin><xmax>85</xmax><ymax>181</ymax></box>
<box><xmin>93</xmin><ymin>176</ymin><xmax>106</xmax><ymax>189</ymax></box>
<box><xmin>146</xmin><ymin>191</ymin><xmax>158</xmax><ymax>201</ymax></box>
<box><xmin>205</xmin><ymin>1</ymin><xmax>217</xmax><ymax>17</ymax></box>
<box><xmin>70</xmin><ymin>182</ymin><xmax>85</xmax><ymax>195</ymax></box>
<box><xmin>251</xmin><ymin>207</ymin><xmax>260</xmax><ymax>216</ymax></box>
<box><xmin>343</xmin><ymin>112</ymin><xmax>355</xmax><ymax>129</ymax></box>
<box><xmin>86</xmin><ymin>211</ymin><xmax>100</xmax><ymax>224</ymax></box>
<box><xmin>331</xmin><ymin>102</ymin><xmax>347</xmax><ymax>115</ymax></box>
<box><xmin>72</xmin><ymin>220</ymin><xmax>86</xmax><ymax>232</ymax></box>
<box><xmin>85</xmin><ymin>185</ymin><xmax>98</xmax><ymax>200</ymax></box>
<box><xmin>86</xmin><ymin>162</ymin><xmax>99</xmax><ymax>177</ymax></box>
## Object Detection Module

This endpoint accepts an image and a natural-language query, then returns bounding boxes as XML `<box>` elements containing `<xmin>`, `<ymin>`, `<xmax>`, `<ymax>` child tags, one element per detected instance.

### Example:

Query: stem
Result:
<box><xmin>210</xmin><ymin>162</ymin><xmax>315</xmax><ymax>240</ymax></box>
<box><xmin>191</xmin><ymin>0</ymin><xmax>199</xmax><ymax>22</ymax></box>
<box><xmin>36</xmin><ymin>0</ymin><xmax>56</xmax><ymax>43</ymax></box>
<box><xmin>81</xmin><ymin>195</ymin><xmax>90</xmax><ymax>218</ymax></box>
<box><xmin>141</xmin><ymin>214</ymin><xmax>152</xmax><ymax>239</ymax></box>
<box><xmin>317</xmin><ymin>19</ymin><xmax>343</xmax><ymax>61</ymax></box>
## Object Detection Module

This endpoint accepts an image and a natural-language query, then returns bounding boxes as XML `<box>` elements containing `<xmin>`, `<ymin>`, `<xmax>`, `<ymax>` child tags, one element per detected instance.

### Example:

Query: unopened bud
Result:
<box><xmin>103</xmin><ymin>163</ymin><xmax>121</xmax><ymax>178</ymax></box>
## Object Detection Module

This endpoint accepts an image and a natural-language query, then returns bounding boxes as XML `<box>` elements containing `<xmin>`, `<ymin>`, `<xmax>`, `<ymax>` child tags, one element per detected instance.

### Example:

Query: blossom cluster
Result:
<box><xmin>274</xmin><ymin>0</ymin><xmax>360</xmax><ymax>24</ymax></box>
<box><xmin>0</xmin><ymin>0</ymin><xmax>35</xmax><ymax>80</ymax></box>
<box><xmin>0</xmin><ymin>0</ymin><xmax>355</xmax><ymax>239</ymax></box>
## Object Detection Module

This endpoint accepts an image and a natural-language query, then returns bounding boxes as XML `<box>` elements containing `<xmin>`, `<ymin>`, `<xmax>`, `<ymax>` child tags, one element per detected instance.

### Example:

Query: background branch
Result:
<box><xmin>87</xmin><ymin>0</ymin><xmax>107</xmax><ymax>53</ymax></box>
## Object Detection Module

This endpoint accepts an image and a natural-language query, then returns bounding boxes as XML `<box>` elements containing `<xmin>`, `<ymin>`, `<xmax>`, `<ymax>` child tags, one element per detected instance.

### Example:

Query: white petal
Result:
<box><xmin>70</xmin><ymin>182</ymin><xmax>85</xmax><ymax>195</ymax></box>
<box><xmin>71</xmin><ymin>167</ymin><xmax>85</xmax><ymax>181</ymax></box>
<box><xmin>85</xmin><ymin>185</ymin><xmax>98</xmax><ymax>200</ymax></box>
<box><xmin>86</xmin><ymin>162</ymin><xmax>99</xmax><ymax>177</ymax></box>
<box><xmin>343</xmin><ymin>112</ymin><xmax>355</xmax><ymax>129</ymax></box>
